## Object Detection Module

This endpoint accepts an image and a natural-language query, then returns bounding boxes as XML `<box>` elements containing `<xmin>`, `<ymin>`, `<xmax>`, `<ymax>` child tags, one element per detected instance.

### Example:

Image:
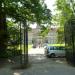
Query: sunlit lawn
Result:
<box><xmin>28</xmin><ymin>44</ymin><xmax>33</xmax><ymax>49</ymax></box>
<box><xmin>8</xmin><ymin>44</ymin><xmax>32</xmax><ymax>51</ymax></box>
<box><xmin>18</xmin><ymin>44</ymin><xmax>33</xmax><ymax>50</ymax></box>
<box><xmin>48</xmin><ymin>44</ymin><xmax>65</xmax><ymax>46</ymax></box>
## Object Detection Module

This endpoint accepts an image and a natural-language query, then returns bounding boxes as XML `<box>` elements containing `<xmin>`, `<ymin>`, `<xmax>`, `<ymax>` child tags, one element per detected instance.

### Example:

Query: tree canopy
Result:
<box><xmin>53</xmin><ymin>0</ymin><xmax>75</xmax><ymax>43</ymax></box>
<box><xmin>0</xmin><ymin>0</ymin><xmax>52</xmax><ymax>58</ymax></box>
<box><xmin>0</xmin><ymin>0</ymin><xmax>51</xmax><ymax>24</ymax></box>
<box><xmin>55</xmin><ymin>0</ymin><xmax>75</xmax><ymax>26</ymax></box>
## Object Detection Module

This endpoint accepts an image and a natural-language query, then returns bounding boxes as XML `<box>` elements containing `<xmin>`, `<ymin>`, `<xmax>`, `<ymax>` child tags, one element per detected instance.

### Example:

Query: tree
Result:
<box><xmin>38</xmin><ymin>5</ymin><xmax>52</xmax><ymax>42</ymax></box>
<box><xmin>55</xmin><ymin>0</ymin><xmax>75</xmax><ymax>26</ymax></box>
<box><xmin>0</xmin><ymin>0</ymin><xmax>52</xmax><ymax>64</ymax></box>
<box><xmin>54</xmin><ymin>0</ymin><xmax>75</xmax><ymax>44</ymax></box>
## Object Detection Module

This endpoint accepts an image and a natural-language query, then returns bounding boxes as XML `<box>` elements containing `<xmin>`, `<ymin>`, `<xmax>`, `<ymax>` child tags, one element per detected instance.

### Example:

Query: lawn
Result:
<box><xmin>48</xmin><ymin>44</ymin><xmax>65</xmax><ymax>46</ymax></box>
<box><xmin>28</xmin><ymin>44</ymin><xmax>33</xmax><ymax>49</ymax></box>
<box><xmin>18</xmin><ymin>44</ymin><xmax>33</xmax><ymax>50</ymax></box>
<box><xmin>7</xmin><ymin>44</ymin><xmax>32</xmax><ymax>51</ymax></box>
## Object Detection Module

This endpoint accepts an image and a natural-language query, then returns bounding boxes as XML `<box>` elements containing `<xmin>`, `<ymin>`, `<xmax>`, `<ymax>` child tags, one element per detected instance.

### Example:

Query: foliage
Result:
<box><xmin>55</xmin><ymin>0</ymin><xmax>75</xmax><ymax>25</ymax></box>
<box><xmin>7</xmin><ymin>21</ymin><xmax>20</xmax><ymax>44</ymax></box>
<box><xmin>39</xmin><ymin>25</ymin><xmax>49</xmax><ymax>37</ymax></box>
<box><xmin>1</xmin><ymin>0</ymin><xmax>52</xmax><ymax>35</ymax></box>
<box><xmin>0</xmin><ymin>0</ymin><xmax>52</xmax><ymax>58</ymax></box>
<box><xmin>57</xmin><ymin>26</ymin><xmax>64</xmax><ymax>43</ymax></box>
<box><xmin>54</xmin><ymin>0</ymin><xmax>75</xmax><ymax>44</ymax></box>
<box><xmin>1</xmin><ymin>0</ymin><xmax>51</xmax><ymax>24</ymax></box>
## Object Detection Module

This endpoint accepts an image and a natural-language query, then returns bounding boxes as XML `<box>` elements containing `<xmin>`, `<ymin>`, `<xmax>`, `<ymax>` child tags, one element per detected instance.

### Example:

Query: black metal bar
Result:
<box><xmin>20</xmin><ymin>22</ymin><xmax>22</xmax><ymax>65</ymax></box>
<box><xmin>25</xmin><ymin>24</ymin><xmax>28</xmax><ymax>64</ymax></box>
<box><xmin>23</xmin><ymin>20</ymin><xmax>28</xmax><ymax>64</ymax></box>
<box><xmin>23</xmin><ymin>20</ymin><xmax>26</xmax><ymax>64</ymax></box>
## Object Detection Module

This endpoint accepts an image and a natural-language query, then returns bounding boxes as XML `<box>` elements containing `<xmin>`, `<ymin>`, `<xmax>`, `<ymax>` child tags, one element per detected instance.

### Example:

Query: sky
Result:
<box><xmin>45</xmin><ymin>0</ymin><xmax>56</xmax><ymax>15</ymax></box>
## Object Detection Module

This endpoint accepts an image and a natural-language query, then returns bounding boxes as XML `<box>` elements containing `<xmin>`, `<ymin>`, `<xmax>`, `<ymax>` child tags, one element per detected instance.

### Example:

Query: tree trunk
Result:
<box><xmin>0</xmin><ymin>3</ymin><xmax>7</xmax><ymax>58</ymax></box>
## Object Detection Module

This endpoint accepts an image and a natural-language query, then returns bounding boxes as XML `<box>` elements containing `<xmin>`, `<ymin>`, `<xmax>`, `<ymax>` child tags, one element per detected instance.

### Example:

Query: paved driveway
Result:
<box><xmin>28</xmin><ymin>47</ymin><xmax>45</xmax><ymax>54</ymax></box>
<box><xmin>12</xmin><ymin>55</ymin><xmax>75</xmax><ymax>75</ymax></box>
<box><xmin>0</xmin><ymin>47</ymin><xmax>75</xmax><ymax>75</ymax></box>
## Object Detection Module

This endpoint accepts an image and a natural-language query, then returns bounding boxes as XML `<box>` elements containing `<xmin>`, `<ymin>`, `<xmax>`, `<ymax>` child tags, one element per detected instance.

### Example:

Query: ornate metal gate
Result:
<box><xmin>65</xmin><ymin>16</ymin><xmax>75</xmax><ymax>65</ymax></box>
<box><xmin>7</xmin><ymin>20</ymin><xmax>29</xmax><ymax>68</ymax></box>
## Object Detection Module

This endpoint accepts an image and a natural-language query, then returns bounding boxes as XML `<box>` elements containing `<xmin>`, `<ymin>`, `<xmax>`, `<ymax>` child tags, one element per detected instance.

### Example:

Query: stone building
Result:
<box><xmin>28</xmin><ymin>25</ymin><xmax>58</xmax><ymax>45</ymax></box>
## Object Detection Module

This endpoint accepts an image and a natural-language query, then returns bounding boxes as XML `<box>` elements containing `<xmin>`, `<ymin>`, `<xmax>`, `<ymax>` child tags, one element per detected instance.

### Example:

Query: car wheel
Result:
<box><xmin>50</xmin><ymin>53</ymin><xmax>56</xmax><ymax>58</ymax></box>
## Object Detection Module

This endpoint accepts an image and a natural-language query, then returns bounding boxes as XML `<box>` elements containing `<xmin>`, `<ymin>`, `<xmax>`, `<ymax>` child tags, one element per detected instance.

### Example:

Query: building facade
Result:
<box><xmin>28</xmin><ymin>25</ymin><xmax>58</xmax><ymax>45</ymax></box>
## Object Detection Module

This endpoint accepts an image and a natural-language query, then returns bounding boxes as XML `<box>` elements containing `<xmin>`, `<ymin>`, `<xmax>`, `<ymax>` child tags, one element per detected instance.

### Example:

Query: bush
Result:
<box><xmin>7</xmin><ymin>49</ymin><xmax>22</xmax><ymax>57</ymax></box>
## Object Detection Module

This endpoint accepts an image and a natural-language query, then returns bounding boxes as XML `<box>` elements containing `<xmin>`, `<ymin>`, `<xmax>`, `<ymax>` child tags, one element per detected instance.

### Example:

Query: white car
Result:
<box><xmin>45</xmin><ymin>46</ymin><xmax>65</xmax><ymax>57</ymax></box>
